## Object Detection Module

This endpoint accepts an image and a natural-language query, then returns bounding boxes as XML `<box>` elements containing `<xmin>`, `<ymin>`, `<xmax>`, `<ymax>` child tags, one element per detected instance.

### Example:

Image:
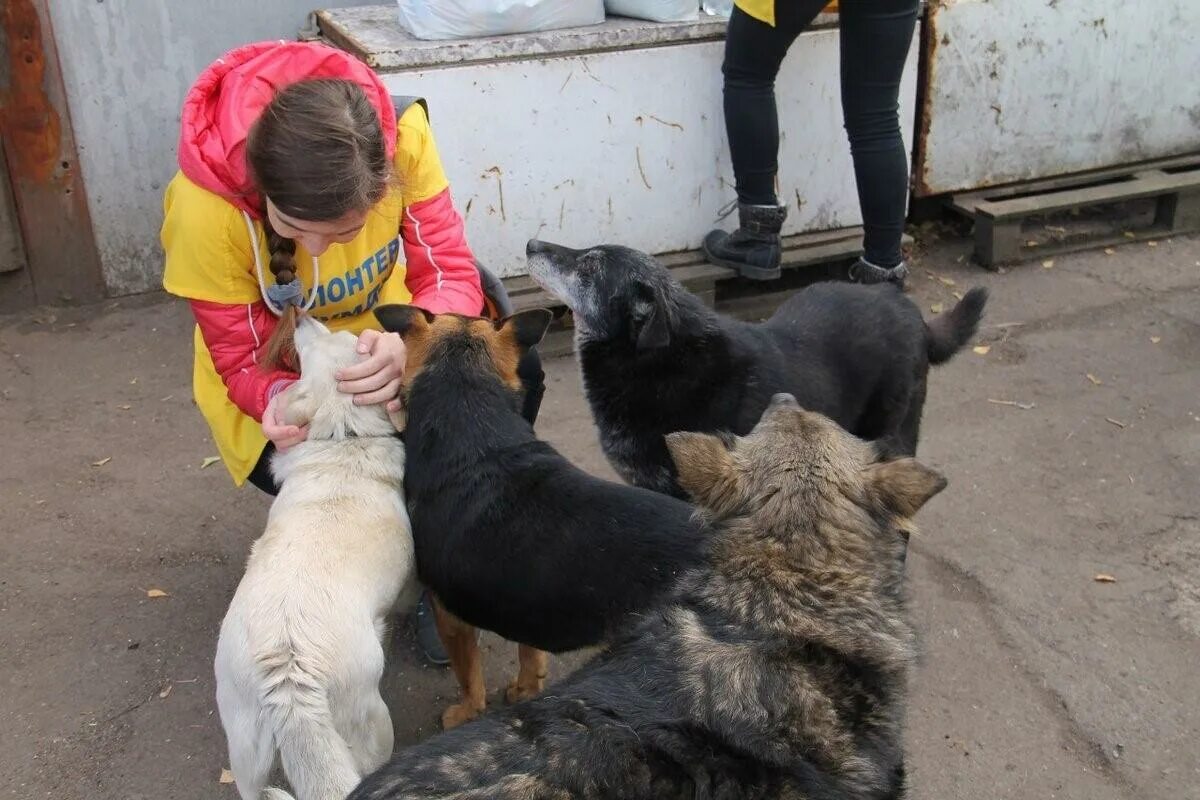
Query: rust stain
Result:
<box><xmin>2</xmin><ymin>0</ymin><xmax>63</xmax><ymax>184</ymax></box>
<box><xmin>482</xmin><ymin>166</ymin><xmax>506</xmax><ymax>222</ymax></box>
<box><xmin>911</xmin><ymin>0</ymin><xmax>941</xmax><ymax>197</ymax></box>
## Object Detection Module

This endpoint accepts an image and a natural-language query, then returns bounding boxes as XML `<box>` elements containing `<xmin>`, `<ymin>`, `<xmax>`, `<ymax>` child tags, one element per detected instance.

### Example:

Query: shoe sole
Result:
<box><xmin>701</xmin><ymin>242</ymin><xmax>781</xmax><ymax>282</ymax></box>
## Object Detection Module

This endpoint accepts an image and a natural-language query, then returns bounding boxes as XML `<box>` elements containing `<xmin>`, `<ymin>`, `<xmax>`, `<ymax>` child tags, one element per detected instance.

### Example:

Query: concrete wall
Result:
<box><xmin>46</xmin><ymin>0</ymin><xmax>372</xmax><ymax>295</ymax></box>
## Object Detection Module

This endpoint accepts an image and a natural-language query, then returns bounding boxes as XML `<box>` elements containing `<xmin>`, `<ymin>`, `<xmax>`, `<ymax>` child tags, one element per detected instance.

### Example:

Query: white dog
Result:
<box><xmin>215</xmin><ymin>317</ymin><xmax>418</xmax><ymax>800</ymax></box>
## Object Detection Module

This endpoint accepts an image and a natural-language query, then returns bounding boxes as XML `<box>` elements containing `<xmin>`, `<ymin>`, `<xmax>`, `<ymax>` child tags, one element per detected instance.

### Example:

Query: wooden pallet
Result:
<box><xmin>949</xmin><ymin>155</ymin><xmax>1200</xmax><ymax>268</ymax></box>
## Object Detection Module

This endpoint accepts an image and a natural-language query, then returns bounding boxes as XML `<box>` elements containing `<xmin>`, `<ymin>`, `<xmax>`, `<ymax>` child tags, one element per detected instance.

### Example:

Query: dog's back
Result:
<box><xmin>216</xmin><ymin>438</ymin><xmax>412</xmax><ymax>800</ymax></box>
<box><xmin>402</xmin><ymin>330</ymin><xmax>708</xmax><ymax>652</ymax></box>
<box><xmin>215</xmin><ymin>320</ymin><xmax>415</xmax><ymax>800</ymax></box>
<box><xmin>526</xmin><ymin>241</ymin><xmax>985</xmax><ymax>498</ymax></box>
<box><xmin>375</xmin><ymin>308</ymin><xmax>710</xmax><ymax>653</ymax></box>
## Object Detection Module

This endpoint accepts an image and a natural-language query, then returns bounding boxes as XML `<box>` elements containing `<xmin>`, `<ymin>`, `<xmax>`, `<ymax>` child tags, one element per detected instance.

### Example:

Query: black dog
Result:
<box><xmin>374</xmin><ymin>305</ymin><xmax>710</xmax><ymax>727</ymax></box>
<box><xmin>350</xmin><ymin>396</ymin><xmax>943</xmax><ymax>800</ymax></box>
<box><xmin>527</xmin><ymin>240</ymin><xmax>986</xmax><ymax>498</ymax></box>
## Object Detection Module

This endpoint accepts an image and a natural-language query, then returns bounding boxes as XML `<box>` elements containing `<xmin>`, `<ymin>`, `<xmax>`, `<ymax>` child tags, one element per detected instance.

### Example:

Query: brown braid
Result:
<box><xmin>261</xmin><ymin>215</ymin><xmax>299</xmax><ymax>370</ymax></box>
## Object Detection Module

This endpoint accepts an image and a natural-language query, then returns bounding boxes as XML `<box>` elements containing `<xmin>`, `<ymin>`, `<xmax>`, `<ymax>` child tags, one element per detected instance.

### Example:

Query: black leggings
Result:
<box><xmin>247</xmin><ymin>347</ymin><xmax>547</xmax><ymax>496</ymax></box>
<box><xmin>723</xmin><ymin>0</ymin><xmax>919</xmax><ymax>268</ymax></box>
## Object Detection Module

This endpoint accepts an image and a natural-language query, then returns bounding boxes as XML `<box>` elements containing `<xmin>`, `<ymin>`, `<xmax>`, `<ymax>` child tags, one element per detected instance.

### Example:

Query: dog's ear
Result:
<box><xmin>278</xmin><ymin>384</ymin><xmax>318</xmax><ymax>429</ymax></box>
<box><xmin>374</xmin><ymin>304</ymin><xmax>434</xmax><ymax>336</ymax></box>
<box><xmin>631</xmin><ymin>281</ymin><xmax>672</xmax><ymax>351</ymax></box>
<box><xmin>863</xmin><ymin>458</ymin><xmax>947</xmax><ymax>519</ymax></box>
<box><xmin>497</xmin><ymin>309</ymin><xmax>553</xmax><ymax>352</ymax></box>
<box><xmin>665</xmin><ymin>431</ymin><xmax>737</xmax><ymax>504</ymax></box>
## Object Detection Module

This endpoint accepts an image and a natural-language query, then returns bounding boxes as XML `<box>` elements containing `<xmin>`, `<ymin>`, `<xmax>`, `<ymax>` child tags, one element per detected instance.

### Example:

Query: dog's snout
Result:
<box><xmin>526</xmin><ymin>239</ymin><xmax>548</xmax><ymax>257</ymax></box>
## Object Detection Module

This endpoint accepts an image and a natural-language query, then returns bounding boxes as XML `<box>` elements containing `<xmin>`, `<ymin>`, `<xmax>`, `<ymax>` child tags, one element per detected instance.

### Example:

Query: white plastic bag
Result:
<box><xmin>396</xmin><ymin>0</ymin><xmax>605</xmax><ymax>40</ymax></box>
<box><xmin>605</xmin><ymin>0</ymin><xmax>698</xmax><ymax>23</ymax></box>
<box><xmin>700</xmin><ymin>0</ymin><xmax>733</xmax><ymax>17</ymax></box>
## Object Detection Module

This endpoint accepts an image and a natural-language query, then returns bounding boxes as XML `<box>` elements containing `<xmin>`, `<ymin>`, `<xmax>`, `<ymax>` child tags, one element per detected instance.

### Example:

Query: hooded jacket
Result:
<box><xmin>161</xmin><ymin>40</ymin><xmax>482</xmax><ymax>485</ymax></box>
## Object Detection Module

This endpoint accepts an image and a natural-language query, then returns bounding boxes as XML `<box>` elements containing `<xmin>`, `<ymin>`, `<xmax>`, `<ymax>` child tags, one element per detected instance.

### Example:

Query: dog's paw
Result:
<box><xmin>504</xmin><ymin>677</ymin><xmax>545</xmax><ymax>705</ymax></box>
<box><xmin>442</xmin><ymin>702</ymin><xmax>482</xmax><ymax>730</ymax></box>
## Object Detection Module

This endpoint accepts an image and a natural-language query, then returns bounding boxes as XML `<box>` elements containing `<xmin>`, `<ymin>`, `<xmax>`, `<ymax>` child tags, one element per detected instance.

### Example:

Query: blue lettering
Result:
<box><xmin>361</xmin><ymin>255</ymin><xmax>376</xmax><ymax>283</ymax></box>
<box><xmin>365</xmin><ymin>284</ymin><xmax>383</xmax><ymax>310</ymax></box>
<box><xmin>346</xmin><ymin>266</ymin><xmax>365</xmax><ymax>296</ymax></box>
<box><xmin>387</xmin><ymin>238</ymin><xmax>400</xmax><ymax>265</ymax></box>
<box><xmin>327</xmin><ymin>276</ymin><xmax>347</xmax><ymax>303</ymax></box>
<box><xmin>374</xmin><ymin>248</ymin><xmax>388</xmax><ymax>277</ymax></box>
<box><xmin>314</xmin><ymin>282</ymin><xmax>327</xmax><ymax>307</ymax></box>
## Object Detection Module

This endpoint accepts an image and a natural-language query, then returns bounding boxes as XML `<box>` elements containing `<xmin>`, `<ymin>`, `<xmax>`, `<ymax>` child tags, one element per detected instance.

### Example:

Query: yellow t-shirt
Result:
<box><xmin>162</xmin><ymin>102</ymin><xmax>448</xmax><ymax>485</ymax></box>
<box><xmin>736</xmin><ymin>0</ymin><xmax>838</xmax><ymax>27</ymax></box>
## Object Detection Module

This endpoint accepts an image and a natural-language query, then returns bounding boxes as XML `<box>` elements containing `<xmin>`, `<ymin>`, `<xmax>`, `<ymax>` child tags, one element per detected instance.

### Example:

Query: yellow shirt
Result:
<box><xmin>161</xmin><ymin>103</ymin><xmax>449</xmax><ymax>485</ymax></box>
<box><xmin>736</xmin><ymin>0</ymin><xmax>838</xmax><ymax>27</ymax></box>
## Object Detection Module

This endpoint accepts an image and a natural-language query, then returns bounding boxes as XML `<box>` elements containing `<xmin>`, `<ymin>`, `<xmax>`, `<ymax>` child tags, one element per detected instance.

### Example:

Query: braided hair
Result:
<box><xmin>246</xmin><ymin>78</ymin><xmax>391</xmax><ymax>370</ymax></box>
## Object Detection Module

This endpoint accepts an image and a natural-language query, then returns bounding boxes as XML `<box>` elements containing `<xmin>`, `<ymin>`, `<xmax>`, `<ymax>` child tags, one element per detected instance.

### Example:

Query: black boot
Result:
<box><xmin>703</xmin><ymin>203</ymin><xmax>788</xmax><ymax>281</ymax></box>
<box><xmin>848</xmin><ymin>257</ymin><xmax>908</xmax><ymax>288</ymax></box>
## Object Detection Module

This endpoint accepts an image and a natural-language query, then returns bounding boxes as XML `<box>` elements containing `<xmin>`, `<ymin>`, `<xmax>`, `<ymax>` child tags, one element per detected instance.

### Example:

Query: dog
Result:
<box><xmin>373</xmin><ymin>304</ymin><xmax>711</xmax><ymax>730</ymax></box>
<box><xmin>214</xmin><ymin>317</ymin><xmax>418</xmax><ymax>800</ymax></box>
<box><xmin>527</xmin><ymin>239</ymin><xmax>986</xmax><ymax>498</ymax></box>
<box><xmin>348</xmin><ymin>394</ymin><xmax>944</xmax><ymax>800</ymax></box>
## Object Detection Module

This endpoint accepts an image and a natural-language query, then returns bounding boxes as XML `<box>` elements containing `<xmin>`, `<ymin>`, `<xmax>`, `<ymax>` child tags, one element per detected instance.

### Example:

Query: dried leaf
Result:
<box><xmin>1042</xmin><ymin>259</ymin><xmax>1055</xmax><ymax>269</ymax></box>
<box><xmin>1123</xmin><ymin>231</ymin><xmax>1136</xmax><ymax>239</ymax></box>
<box><xmin>1147</xmin><ymin>240</ymin><xmax>1158</xmax><ymax>248</ymax></box>
<box><xmin>1093</xmin><ymin>574</ymin><xmax>1117</xmax><ymax>583</ymax></box>
<box><xmin>91</xmin><ymin>457</ymin><xmax>112</xmax><ymax>467</ymax></box>
<box><xmin>160</xmin><ymin>395</ymin><xmax>175</xmax><ymax>402</ymax></box>
<box><xmin>973</xmin><ymin>345</ymin><xmax>991</xmax><ymax>355</ymax></box>
<box><xmin>129</xmin><ymin>378</ymin><xmax>138</xmax><ymax>385</ymax></box>
<box><xmin>1105</xmin><ymin>417</ymin><xmax>1126</xmax><ymax>429</ymax></box>
<box><xmin>1086</xmin><ymin>373</ymin><xmax>1102</xmax><ymax>385</ymax></box>
<box><xmin>219</xmin><ymin>768</ymin><xmax>235</xmax><ymax>784</ymax></box>
<box><xmin>146</xmin><ymin>588</ymin><xmax>169</xmax><ymax>599</ymax></box>
<box><xmin>1150</xmin><ymin>336</ymin><xmax>1162</xmax><ymax>344</ymax></box>
<box><xmin>118</xmin><ymin>404</ymin><xmax>132</xmax><ymax>411</ymax></box>
<box><xmin>937</xmin><ymin>276</ymin><xmax>957</xmax><ymax>287</ymax></box>
<box><xmin>200</xmin><ymin>456</ymin><xmax>221</xmax><ymax>470</ymax></box>
<box><xmin>952</xmin><ymin>290</ymin><xmax>965</xmax><ymax>301</ymax></box>
<box><xmin>930</xmin><ymin>302</ymin><xmax>945</xmax><ymax>314</ymax></box>
<box><xmin>1104</xmin><ymin>248</ymin><xmax>1116</xmax><ymax>255</ymax></box>
<box><xmin>987</xmin><ymin>398</ymin><xmax>1036</xmax><ymax>410</ymax></box>
<box><xmin>1026</xmin><ymin>240</ymin><xmax>1039</xmax><ymax>247</ymax></box>
<box><xmin>159</xmin><ymin>683</ymin><xmax>173</xmax><ymax>699</ymax></box>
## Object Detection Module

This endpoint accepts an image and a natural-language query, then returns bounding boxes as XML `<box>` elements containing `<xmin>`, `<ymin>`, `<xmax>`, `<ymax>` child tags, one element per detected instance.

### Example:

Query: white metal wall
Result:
<box><xmin>915</xmin><ymin>0</ymin><xmax>1200</xmax><ymax>195</ymax></box>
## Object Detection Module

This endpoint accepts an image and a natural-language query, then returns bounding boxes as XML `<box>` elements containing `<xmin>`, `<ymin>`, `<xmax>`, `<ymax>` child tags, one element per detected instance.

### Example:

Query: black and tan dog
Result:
<box><xmin>527</xmin><ymin>239</ymin><xmax>985</xmax><ymax>498</ymax></box>
<box><xmin>350</xmin><ymin>394</ymin><xmax>943</xmax><ymax>800</ymax></box>
<box><xmin>374</xmin><ymin>305</ymin><xmax>710</xmax><ymax>729</ymax></box>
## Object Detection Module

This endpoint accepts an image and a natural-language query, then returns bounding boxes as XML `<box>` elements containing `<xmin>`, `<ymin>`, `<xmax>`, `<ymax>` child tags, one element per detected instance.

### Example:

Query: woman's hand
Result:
<box><xmin>337</xmin><ymin>329</ymin><xmax>406</xmax><ymax>412</ymax></box>
<box><xmin>262</xmin><ymin>392</ymin><xmax>309</xmax><ymax>450</ymax></box>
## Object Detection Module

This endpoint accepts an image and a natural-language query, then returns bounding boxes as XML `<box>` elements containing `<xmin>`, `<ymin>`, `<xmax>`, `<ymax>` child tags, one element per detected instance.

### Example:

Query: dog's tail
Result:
<box><xmin>926</xmin><ymin>287</ymin><xmax>988</xmax><ymax>364</ymax></box>
<box><xmin>260</xmin><ymin>656</ymin><xmax>362</xmax><ymax>800</ymax></box>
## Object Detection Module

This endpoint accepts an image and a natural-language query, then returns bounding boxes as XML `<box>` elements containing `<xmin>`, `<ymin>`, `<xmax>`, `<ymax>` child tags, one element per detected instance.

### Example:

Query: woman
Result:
<box><xmin>161</xmin><ymin>40</ymin><xmax>517</xmax><ymax>664</ymax></box>
<box><xmin>703</xmin><ymin>0</ymin><xmax>920</xmax><ymax>285</ymax></box>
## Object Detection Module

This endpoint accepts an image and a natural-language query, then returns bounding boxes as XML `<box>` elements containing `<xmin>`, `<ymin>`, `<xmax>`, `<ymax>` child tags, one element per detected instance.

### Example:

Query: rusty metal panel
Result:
<box><xmin>0</xmin><ymin>143</ymin><xmax>26</xmax><ymax>274</ymax></box>
<box><xmin>1</xmin><ymin>0</ymin><xmax>103</xmax><ymax>302</ymax></box>
<box><xmin>913</xmin><ymin>0</ymin><xmax>1200</xmax><ymax>197</ymax></box>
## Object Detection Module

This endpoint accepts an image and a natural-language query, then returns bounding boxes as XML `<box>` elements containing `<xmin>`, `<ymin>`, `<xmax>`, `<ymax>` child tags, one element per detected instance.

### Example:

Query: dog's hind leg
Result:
<box><xmin>348</xmin><ymin>690</ymin><xmax>395</xmax><ymax>775</ymax></box>
<box><xmin>432</xmin><ymin>596</ymin><xmax>486</xmax><ymax>729</ymax></box>
<box><xmin>505</xmin><ymin>644</ymin><xmax>549</xmax><ymax>704</ymax></box>
<box><xmin>222</xmin><ymin>704</ymin><xmax>275</xmax><ymax>800</ymax></box>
